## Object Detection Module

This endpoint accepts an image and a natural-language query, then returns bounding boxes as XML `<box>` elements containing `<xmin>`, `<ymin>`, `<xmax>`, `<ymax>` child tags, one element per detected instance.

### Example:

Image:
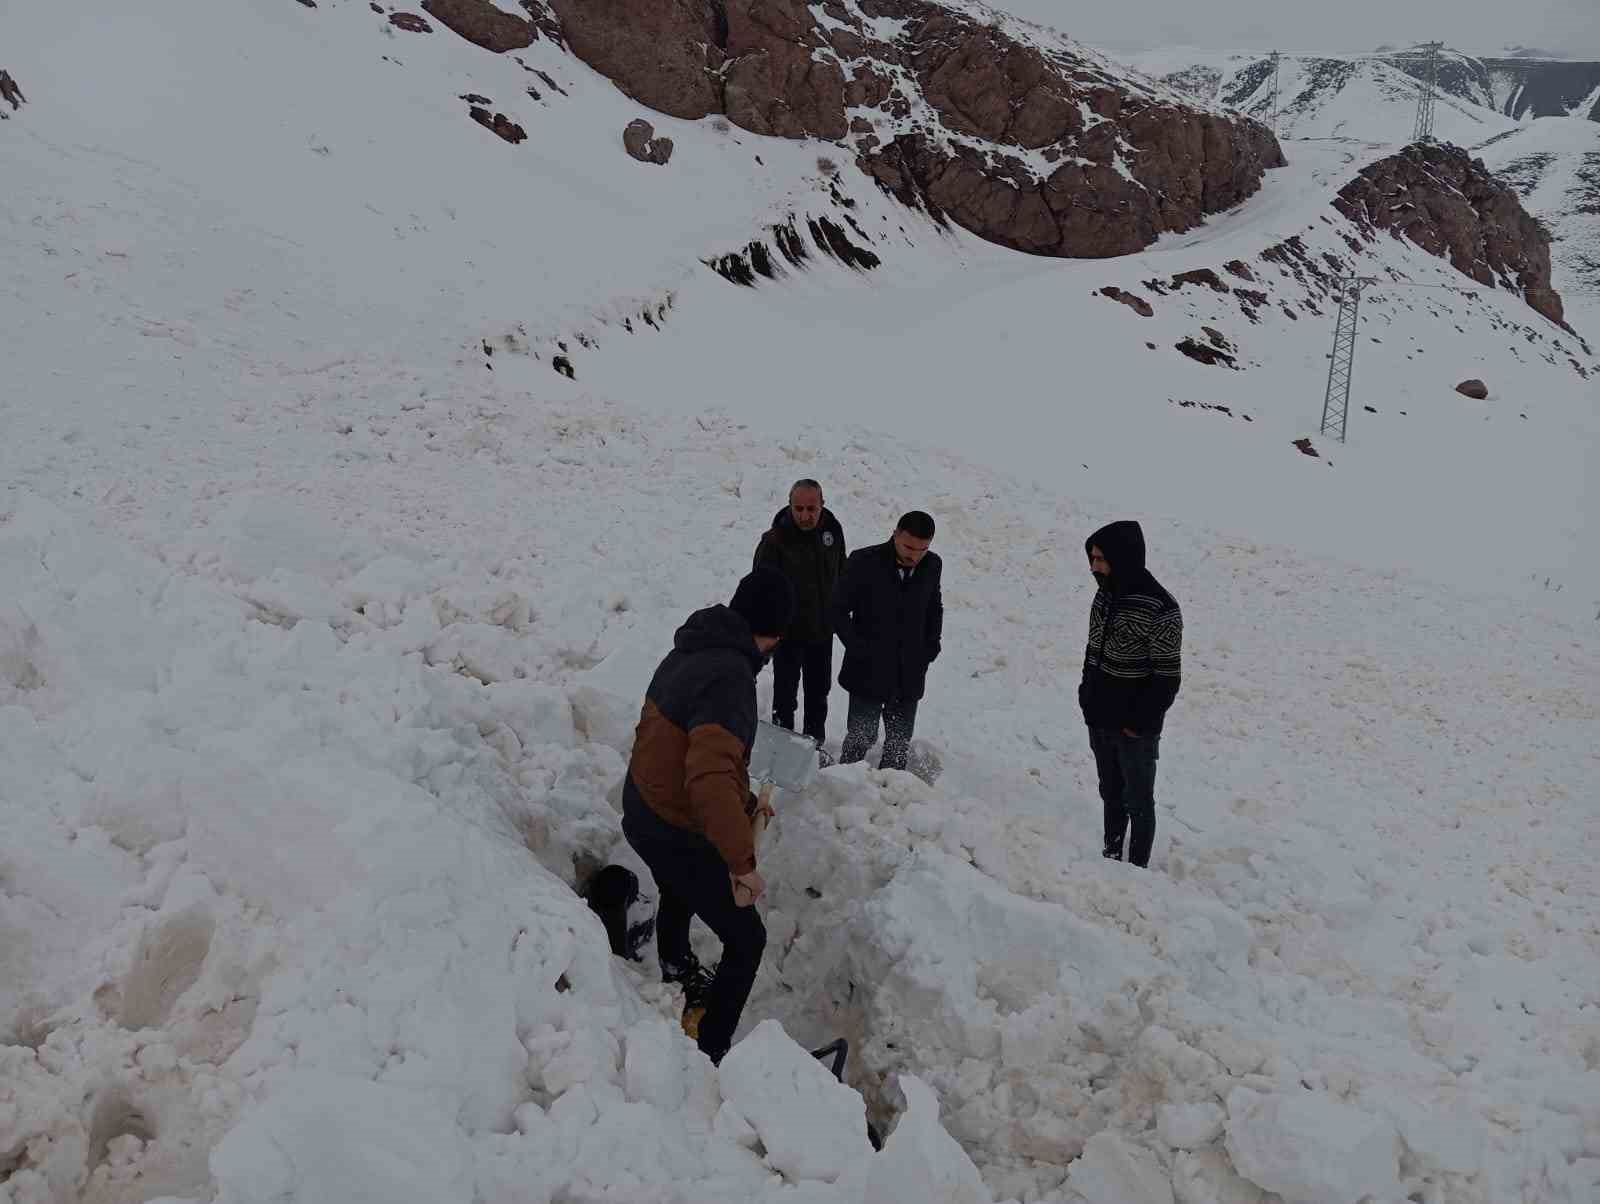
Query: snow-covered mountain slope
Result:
<box><xmin>1132</xmin><ymin>44</ymin><xmax>1600</xmax><ymax>130</ymax></box>
<box><xmin>1126</xmin><ymin>47</ymin><xmax>1523</xmax><ymax>145</ymax></box>
<box><xmin>1476</xmin><ymin>117</ymin><xmax>1600</xmax><ymax>302</ymax></box>
<box><xmin>1475</xmin><ymin>57</ymin><xmax>1600</xmax><ymax>122</ymax></box>
<box><xmin>3</xmin><ymin>2</ymin><xmax>1599</xmax><ymax>1203</ymax></box>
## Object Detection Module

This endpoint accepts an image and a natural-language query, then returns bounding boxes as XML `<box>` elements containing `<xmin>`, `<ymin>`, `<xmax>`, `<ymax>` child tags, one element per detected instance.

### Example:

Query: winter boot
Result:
<box><xmin>1102</xmin><ymin>840</ymin><xmax>1123</xmax><ymax>861</ymax></box>
<box><xmin>662</xmin><ymin>954</ymin><xmax>716</xmax><ymax>1039</ymax></box>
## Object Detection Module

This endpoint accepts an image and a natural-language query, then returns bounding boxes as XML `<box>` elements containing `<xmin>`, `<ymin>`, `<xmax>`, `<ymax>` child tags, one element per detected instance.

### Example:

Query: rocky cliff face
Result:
<box><xmin>1334</xmin><ymin>142</ymin><xmax>1568</xmax><ymax>328</ymax></box>
<box><xmin>529</xmin><ymin>0</ymin><xmax>1284</xmax><ymax>258</ymax></box>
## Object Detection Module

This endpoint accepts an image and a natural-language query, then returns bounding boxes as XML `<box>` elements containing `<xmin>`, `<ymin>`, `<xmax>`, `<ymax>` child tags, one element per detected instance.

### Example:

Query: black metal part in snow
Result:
<box><xmin>810</xmin><ymin>1038</ymin><xmax>849</xmax><ymax>1082</ymax></box>
<box><xmin>583</xmin><ymin>865</ymin><xmax>640</xmax><ymax>959</ymax></box>
<box><xmin>810</xmin><ymin>1039</ymin><xmax>885</xmax><ymax>1150</ymax></box>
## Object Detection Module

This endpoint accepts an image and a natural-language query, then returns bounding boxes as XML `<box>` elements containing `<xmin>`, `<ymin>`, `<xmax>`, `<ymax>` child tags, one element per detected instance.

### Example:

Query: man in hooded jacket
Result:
<box><xmin>753</xmin><ymin>479</ymin><xmax>846</xmax><ymax>745</ymax></box>
<box><xmin>1080</xmin><ymin>520</ymin><xmax>1183</xmax><ymax>868</ymax></box>
<box><xmin>621</xmin><ymin>567</ymin><xmax>794</xmax><ymax>1063</ymax></box>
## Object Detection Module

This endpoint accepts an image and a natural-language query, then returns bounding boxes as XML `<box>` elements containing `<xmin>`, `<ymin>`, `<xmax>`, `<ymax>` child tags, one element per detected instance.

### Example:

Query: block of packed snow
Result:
<box><xmin>1225</xmin><ymin>1087</ymin><xmax>1401</xmax><ymax>1204</ymax></box>
<box><xmin>718</xmin><ymin>1020</ymin><xmax>872</xmax><ymax>1182</ymax></box>
<box><xmin>1065</xmin><ymin>1131</ymin><xmax>1174</xmax><ymax>1204</ymax></box>
<box><xmin>864</xmin><ymin>1075</ymin><xmax>991</xmax><ymax>1204</ymax></box>
<box><xmin>1157</xmin><ymin>1101</ymin><xmax>1225</xmax><ymax>1149</ymax></box>
<box><xmin>212</xmin><ymin>1072</ymin><xmax>471</xmax><ymax>1204</ymax></box>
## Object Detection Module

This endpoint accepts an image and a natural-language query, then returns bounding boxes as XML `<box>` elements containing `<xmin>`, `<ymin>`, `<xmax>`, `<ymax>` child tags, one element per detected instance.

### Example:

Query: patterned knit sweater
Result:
<box><xmin>1079</xmin><ymin>572</ymin><xmax>1183</xmax><ymax>734</ymax></box>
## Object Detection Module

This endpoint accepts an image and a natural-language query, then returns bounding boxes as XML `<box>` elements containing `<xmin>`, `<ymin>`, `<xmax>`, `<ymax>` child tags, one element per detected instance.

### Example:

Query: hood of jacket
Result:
<box><xmin>673</xmin><ymin>605</ymin><xmax>764</xmax><ymax>670</ymax></box>
<box><xmin>1086</xmin><ymin>520</ymin><xmax>1147</xmax><ymax>592</ymax></box>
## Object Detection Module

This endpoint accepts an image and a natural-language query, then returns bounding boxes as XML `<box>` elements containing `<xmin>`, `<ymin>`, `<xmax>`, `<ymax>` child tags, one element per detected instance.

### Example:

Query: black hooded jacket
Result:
<box><xmin>753</xmin><ymin>506</ymin><xmax>846</xmax><ymax>644</ymax></box>
<box><xmin>1079</xmin><ymin>521</ymin><xmax>1183</xmax><ymax>734</ymax></box>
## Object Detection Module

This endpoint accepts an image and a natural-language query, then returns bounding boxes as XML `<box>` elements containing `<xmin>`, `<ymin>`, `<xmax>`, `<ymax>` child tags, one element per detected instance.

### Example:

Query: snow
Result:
<box><xmin>1124</xmin><ymin>47</ymin><xmax>1522</xmax><ymax>146</ymax></box>
<box><xmin>2</xmin><ymin>2</ymin><xmax>1599</xmax><ymax>1203</ymax></box>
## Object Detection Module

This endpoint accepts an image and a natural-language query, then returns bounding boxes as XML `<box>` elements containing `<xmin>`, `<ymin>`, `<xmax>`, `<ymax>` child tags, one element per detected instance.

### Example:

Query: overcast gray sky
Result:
<box><xmin>987</xmin><ymin>0</ymin><xmax>1600</xmax><ymax>60</ymax></box>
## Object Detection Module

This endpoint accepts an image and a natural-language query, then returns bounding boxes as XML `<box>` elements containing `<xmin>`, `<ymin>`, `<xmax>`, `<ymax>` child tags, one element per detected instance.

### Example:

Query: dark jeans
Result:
<box><xmin>772</xmin><ymin>638</ymin><xmax>833</xmax><ymax>743</ymax></box>
<box><xmin>1089</xmin><ymin>727</ymin><xmax>1161</xmax><ymax>868</ymax></box>
<box><xmin>840</xmin><ymin>694</ymin><xmax>919</xmax><ymax>771</ymax></box>
<box><xmin>621</xmin><ymin>788</ymin><xmax>766</xmax><ymax>1063</ymax></box>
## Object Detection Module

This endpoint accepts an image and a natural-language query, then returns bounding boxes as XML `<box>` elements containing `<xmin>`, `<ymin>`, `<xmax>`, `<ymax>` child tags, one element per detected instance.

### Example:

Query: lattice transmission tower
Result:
<box><xmin>1319</xmin><ymin>277</ymin><xmax>1378</xmax><ymax>443</ymax></box>
<box><xmin>1269</xmin><ymin>50</ymin><xmax>1282</xmax><ymax>135</ymax></box>
<box><xmin>1411</xmin><ymin>41</ymin><xmax>1444</xmax><ymax>144</ymax></box>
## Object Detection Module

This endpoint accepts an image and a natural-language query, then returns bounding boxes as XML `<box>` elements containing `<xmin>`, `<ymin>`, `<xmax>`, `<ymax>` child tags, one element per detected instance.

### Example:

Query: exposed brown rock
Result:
<box><xmin>523</xmin><ymin>0</ymin><xmax>1284</xmax><ymax>261</ymax></box>
<box><xmin>722</xmin><ymin>0</ymin><xmax>848</xmax><ymax>140</ymax></box>
<box><xmin>469</xmin><ymin>106</ymin><xmax>527</xmax><ymax>143</ymax></box>
<box><xmin>1334</xmin><ymin>142</ymin><xmax>1567</xmax><ymax>328</ymax></box>
<box><xmin>422</xmin><ymin>0</ymin><xmax>534</xmax><ymax>52</ymax></box>
<box><xmin>389</xmin><ymin>12</ymin><xmax>433</xmax><ymax>31</ymax></box>
<box><xmin>518</xmin><ymin>0</ymin><xmax>565</xmax><ymax>44</ymax></box>
<box><xmin>1176</xmin><ymin>336</ymin><xmax>1236</xmax><ymax>367</ymax></box>
<box><xmin>1171</xmin><ymin>268</ymin><xmax>1229</xmax><ymax>292</ymax></box>
<box><xmin>1292</xmin><ymin>437</ymin><xmax>1319</xmax><ymax>458</ymax></box>
<box><xmin>1455</xmin><ymin>379</ymin><xmax>1489</xmax><ymax>399</ymax></box>
<box><xmin>623</xmin><ymin>118</ymin><xmax>675</xmax><ymax>165</ymax></box>
<box><xmin>1100</xmin><ymin>286</ymin><xmax>1154</xmax><ymax>317</ymax></box>
<box><xmin>547</xmin><ymin>0</ymin><xmax>723</xmax><ymax>119</ymax></box>
<box><xmin>1224</xmin><ymin>259</ymin><xmax>1255</xmax><ymax>281</ymax></box>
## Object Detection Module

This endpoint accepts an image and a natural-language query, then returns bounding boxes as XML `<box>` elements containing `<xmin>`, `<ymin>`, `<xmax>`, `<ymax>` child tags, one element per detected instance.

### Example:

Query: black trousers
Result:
<box><xmin>840</xmin><ymin>694</ymin><xmax>919</xmax><ymax>771</ymax></box>
<box><xmin>621</xmin><ymin>788</ymin><xmax>766</xmax><ymax>1063</ymax></box>
<box><xmin>1089</xmin><ymin>727</ymin><xmax>1161</xmax><ymax>867</ymax></box>
<box><xmin>771</xmin><ymin>638</ymin><xmax>833</xmax><ymax>743</ymax></box>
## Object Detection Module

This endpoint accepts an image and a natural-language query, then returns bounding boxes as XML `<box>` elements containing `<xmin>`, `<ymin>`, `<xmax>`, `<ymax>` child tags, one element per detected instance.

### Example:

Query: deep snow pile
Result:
<box><xmin>4</xmin><ymin>1</ymin><xmax>1600</xmax><ymax>1202</ymax></box>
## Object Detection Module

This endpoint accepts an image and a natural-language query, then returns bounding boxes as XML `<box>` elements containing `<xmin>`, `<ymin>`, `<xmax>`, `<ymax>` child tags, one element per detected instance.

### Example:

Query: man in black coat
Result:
<box><xmin>753</xmin><ymin>479</ymin><xmax>846</xmax><ymax>745</ymax></box>
<box><xmin>831</xmin><ymin>511</ymin><xmax>943</xmax><ymax>771</ymax></box>
<box><xmin>1080</xmin><ymin>520</ymin><xmax>1183</xmax><ymax>868</ymax></box>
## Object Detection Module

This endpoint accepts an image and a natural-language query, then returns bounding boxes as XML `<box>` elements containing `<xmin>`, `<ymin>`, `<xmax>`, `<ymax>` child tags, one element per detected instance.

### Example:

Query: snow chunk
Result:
<box><xmin>1224</xmin><ymin>1087</ymin><xmax>1401</xmax><ymax>1204</ymax></box>
<box><xmin>1157</xmin><ymin>1100</ymin><xmax>1225</xmax><ymax>1150</ymax></box>
<box><xmin>718</xmin><ymin>1019</ymin><xmax>872</xmax><ymax>1182</ymax></box>
<box><xmin>865</xmin><ymin>1075</ymin><xmax>991</xmax><ymax>1204</ymax></box>
<box><xmin>1066</xmin><ymin>1131</ymin><xmax>1174</xmax><ymax>1204</ymax></box>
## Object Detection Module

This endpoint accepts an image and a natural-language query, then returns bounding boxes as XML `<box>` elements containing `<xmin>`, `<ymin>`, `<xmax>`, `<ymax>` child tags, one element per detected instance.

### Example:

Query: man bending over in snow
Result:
<box><xmin>1080</xmin><ymin>521</ymin><xmax>1183</xmax><ymax>868</ymax></box>
<box><xmin>621</xmin><ymin>567</ymin><xmax>794</xmax><ymax>1064</ymax></box>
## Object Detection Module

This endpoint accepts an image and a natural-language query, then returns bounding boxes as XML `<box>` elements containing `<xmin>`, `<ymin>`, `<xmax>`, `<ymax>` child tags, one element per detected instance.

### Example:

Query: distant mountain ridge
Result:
<box><xmin>1138</xmin><ymin>46</ymin><xmax>1600</xmax><ymax>127</ymax></box>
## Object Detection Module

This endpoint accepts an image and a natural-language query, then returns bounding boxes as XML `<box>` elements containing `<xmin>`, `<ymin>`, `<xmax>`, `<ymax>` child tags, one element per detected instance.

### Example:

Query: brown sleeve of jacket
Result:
<box><xmin>684</xmin><ymin>722</ymin><xmax>757</xmax><ymax>874</ymax></box>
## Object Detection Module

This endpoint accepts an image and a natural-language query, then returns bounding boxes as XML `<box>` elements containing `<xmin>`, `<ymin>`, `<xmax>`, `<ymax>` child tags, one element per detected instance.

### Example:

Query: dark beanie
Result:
<box><xmin>729</xmin><ymin>566</ymin><xmax>795</xmax><ymax>637</ymax></box>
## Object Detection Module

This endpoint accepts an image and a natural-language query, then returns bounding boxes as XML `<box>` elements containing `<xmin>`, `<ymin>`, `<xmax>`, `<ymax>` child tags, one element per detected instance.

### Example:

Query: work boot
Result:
<box><xmin>663</xmin><ymin>954</ymin><xmax>716</xmax><ymax>1038</ymax></box>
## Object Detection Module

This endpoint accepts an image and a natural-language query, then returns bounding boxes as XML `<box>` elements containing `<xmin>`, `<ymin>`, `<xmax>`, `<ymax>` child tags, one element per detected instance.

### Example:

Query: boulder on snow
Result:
<box><xmin>623</xmin><ymin>118</ymin><xmax>674</xmax><ymax>166</ymax></box>
<box><xmin>421</xmin><ymin>0</ymin><xmax>534</xmax><ymax>52</ymax></box>
<box><xmin>1455</xmin><ymin>378</ymin><xmax>1489</xmax><ymax>399</ymax></box>
<box><xmin>388</xmin><ymin>11</ymin><xmax>433</xmax><ymax>31</ymax></box>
